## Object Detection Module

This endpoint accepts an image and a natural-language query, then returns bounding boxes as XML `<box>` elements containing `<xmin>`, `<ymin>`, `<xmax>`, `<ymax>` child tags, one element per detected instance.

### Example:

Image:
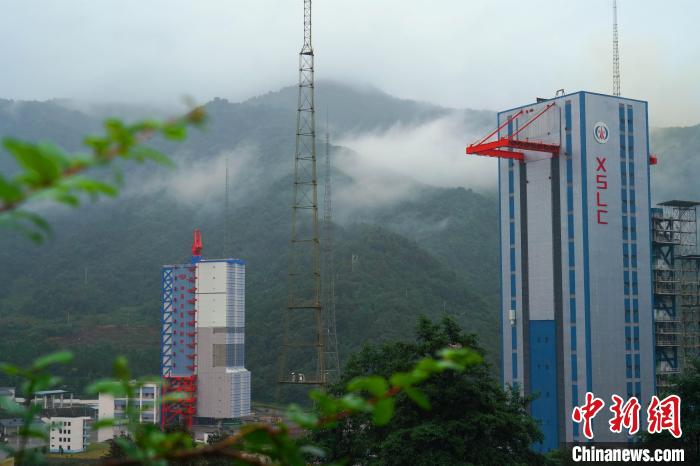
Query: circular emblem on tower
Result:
<box><xmin>593</xmin><ymin>122</ymin><xmax>609</xmax><ymax>144</ymax></box>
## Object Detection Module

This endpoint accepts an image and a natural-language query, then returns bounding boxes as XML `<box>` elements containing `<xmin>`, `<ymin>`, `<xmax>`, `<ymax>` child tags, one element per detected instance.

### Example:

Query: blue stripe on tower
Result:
<box><xmin>579</xmin><ymin>92</ymin><xmax>593</xmax><ymax>393</ymax></box>
<box><xmin>565</xmin><ymin>100</ymin><xmax>579</xmax><ymax>439</ymax></box>
<box><xmin>644</xmin><ymin>102</ymin><xmax>656</xmax><ymax>396</ymax></box>
<box><xmin>498</xmin><ymin>149</ymin><xmax>504</xmax><ymax>384</ymax></box>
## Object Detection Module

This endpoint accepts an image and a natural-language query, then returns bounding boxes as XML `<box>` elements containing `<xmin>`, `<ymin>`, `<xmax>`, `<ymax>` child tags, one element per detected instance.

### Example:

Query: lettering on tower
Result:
<box><xmin>595</xmin><ymin>156</ymin><xmax>608</xmax><ymax>225</ymax></box>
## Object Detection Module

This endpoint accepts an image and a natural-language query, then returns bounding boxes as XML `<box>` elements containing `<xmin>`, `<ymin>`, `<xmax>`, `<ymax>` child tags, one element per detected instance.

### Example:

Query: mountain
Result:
<box><xmin>650</xmin><ymin>124</ymin><xmax>700</xmax><ymax>202</ymax></box>
<box><xmin>0</xmin><ymin>82</ymin><xmax>696</xmax><ymax>402</ymax></box>
<box><xmin>0</xmin><ymin>82</ymin><xmax>500</xmax><ymax>402</ymax></box>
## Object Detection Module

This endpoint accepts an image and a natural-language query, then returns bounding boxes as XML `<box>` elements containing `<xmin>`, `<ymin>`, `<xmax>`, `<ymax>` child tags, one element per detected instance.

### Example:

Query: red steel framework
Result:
<box><xmin>161</xmin><ymin>375</ymin><xmax>197</xmax><ymax>429</ymax></box>
<box><xmin>161</xmin><ymin>231</ymin><xmax>201</xmax><ymax>430</ymax></box>
<box><xmin>466</xmin><ymin>103</ymin><xmax>560</xmax><ymax>161</ymax></box>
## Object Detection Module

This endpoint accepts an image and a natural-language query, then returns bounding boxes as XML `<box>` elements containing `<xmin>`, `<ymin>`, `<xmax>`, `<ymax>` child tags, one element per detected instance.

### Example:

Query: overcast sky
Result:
<box><xmin>1</xmin><ymin>0</ymin><xmax>698</xmax><ymax>126</ymax></box>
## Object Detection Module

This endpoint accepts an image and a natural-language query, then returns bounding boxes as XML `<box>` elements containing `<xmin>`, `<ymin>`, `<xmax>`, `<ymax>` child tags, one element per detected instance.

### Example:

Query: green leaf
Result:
<box><xmin>404</xmin><ymin>386</ymin><xmax>431</xmax><ymax>410</ymax></box>
<box><xmin>389</xmin><ymin>371</ymin><xmax>418</xmax><ymax>388</ymax></box>
<box><xmin>92</xmin><ymin>418</ymin><xmax>117</xmax><ymax>429</ymax></box>
<box><xmin>129</xmin><ymin>120</ymin><xmax>162</xmax><ymax>133</ymax></box>
<box><xmin>32</xmin><ymin>350</ymin><xmax>73</xmax><ymax>370</ymax></box>
<box><xmin>83</xmin><ymin>136</ymin><xmax>111</xmax><ymax>158</ymax></box>
<box><xmin>0</xmin><ymin>396</ymin><xmax>26</xmax><ymax>416</ymax></box>
<box><xmin>287</xmin><ymin>404</ymin><xmax>319</xmax><ymax>429</ymax></box>
<box><xmin>0</xmin><ymin>210</ymin><xmax>53</xmax><ymax>243</ymax></box>
<box><xmin>128</xmin><ymin>146</ymin><xmax>174</xmax><ymax>167</ymax></box>
<box><xmin>161</xmin><ymin>123</ymin><xmax>187</xmax><ymax>141</ymax></box>
<box><xmin>0</xmin><ymin>363</ymin><xmax>20</xmax><ymax>376</ymax></box>
<box><xmin>414</xmin><ymin>358</ymin><xmax>441</xmax><ymax>374</ymax></box>
<box><xmin>4</xmin><ymin>139</ymin><xmax>64</xmax><ymax>186</ymax></box>
<box><xmin>309</xmin><ymin>390</ymin><xmax>339</xmax><ymax>416</ymax></box>
<box><xmin>86</xmin><ymin>380</ymin><xmax>126</xmax><ymax>396</ymax></box>
<box><xmin>437</xmin><ymin>347</ymin><xmax>482</xmax><ymax>367</ymax></box>
<box><xmin>19</xmin><ymin>425</ymin><xmax>48</xmax><ymax>440</ymax></box>
<box><xmin>347</xmin><ymin>375</ymin><xmax>388</xmax><ymax>397</ymax></box>
<box><xmin>0</xmin><ymin>173</ymin><xmax>22</xmax><ymax>203</ymax></box>
<box><xmin>113</xmin><ymin>355</ymin><xmax>131</xmax><ymax>381</ymax></box>
<box><xmin>161</xmin><ymin>392</ymin><xmax>189</xmax><ymax>403</ymax></box>
<box><xmin>372</xmin><ymin>398</ymin><xmax>395</xmax><ymax>426</ymax></box>
<box><xmin>339</xmin><ymin>394</ymin><xmax>372</xmax><ymax>413</ymax></box>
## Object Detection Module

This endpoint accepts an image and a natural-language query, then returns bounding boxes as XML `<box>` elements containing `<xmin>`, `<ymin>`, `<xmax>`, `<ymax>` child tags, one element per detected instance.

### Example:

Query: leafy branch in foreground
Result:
<box><xmin>0</xmin><ymin>351</ymin><xmax>75</xmax><ymax>466</ymax></box>
<box><xmin>0</xmin><ymin>346</ymin><xmax>481</xmax><ymax>466</ymax></box>
<box><xmin>0</xmin><ymin>106</ymin><xmax>205</xmax><ymax>242</ymax></box>
<box><xmin>95</xmin><ymin>347</ymin><xmax>481</xmax><ymax>466</ymax></box>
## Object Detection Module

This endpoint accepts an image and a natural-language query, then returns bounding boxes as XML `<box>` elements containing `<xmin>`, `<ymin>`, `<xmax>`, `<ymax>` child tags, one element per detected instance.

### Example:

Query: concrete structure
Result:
<box><xmin>493</xmin><ymin>92</ymin><xmax>655</xmax><ymax>450</ymax></box>
<box><xmin>194</xmin><ymin>260</ymin><xmax>251</xmax><ymax>419</ymax></box>
<box><xmin>48</xmin><ymin>416</ymin><xmax>90</xmax><ymax>453</ymax></box>
<box><xmin>161</xmin><ymin>231</ymin><xmax>251</xmax><ymax>428</ymax></box>
<box><xmin>97</xmin><ymin>383</ymin><xmax>159</xmax><ymax>442</ymax></box>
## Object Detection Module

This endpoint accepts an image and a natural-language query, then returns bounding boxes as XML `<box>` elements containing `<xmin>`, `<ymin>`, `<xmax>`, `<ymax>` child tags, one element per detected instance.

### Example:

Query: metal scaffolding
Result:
<box><xmin>652</xmin><ymin>200</ymin><xmax>700</xmax><ymax>390</ymax></box>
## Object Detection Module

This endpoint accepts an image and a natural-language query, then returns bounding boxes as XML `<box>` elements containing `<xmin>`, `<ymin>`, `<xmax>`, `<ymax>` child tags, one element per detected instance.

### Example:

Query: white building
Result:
<box><xmin>48</xmin><ymin>416</ymin><xmax>90</xmax><ymax>453</ymax></box>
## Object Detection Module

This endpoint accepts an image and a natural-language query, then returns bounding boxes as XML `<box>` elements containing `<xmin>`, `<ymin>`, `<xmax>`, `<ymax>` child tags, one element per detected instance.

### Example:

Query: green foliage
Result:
<box><xmin>312</xmin><ymin>316</ymin><xmax>545</xmax><ymax>466</ymax></box>
<box><xmin>0</xmin><ymin>107</ymin><xmax>204</xmax><ymax>242</ymax></box>
<box><xmin>640</xmin><ymin>358</ymin><xmax>700</xmax><ymax>463</ymax></box>
<box><xmin>0</xmin><ymin>350</ymin><xmax>75</xmax><ymax>466</ymax></box>
<box><xmin>0</xmin><ymin>91</ymin><xmax>501</xmax><ymax>402</ymax></box>
<box><xmin>2</xmin><ymin>337</ymin><xmax>481</xmax><ymax>465</ymax></box>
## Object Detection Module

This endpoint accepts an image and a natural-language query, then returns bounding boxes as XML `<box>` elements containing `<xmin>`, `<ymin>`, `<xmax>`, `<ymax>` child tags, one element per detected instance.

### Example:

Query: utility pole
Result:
<box><xmin>612</xmin><ymin>0</ymin><xmax>621</xmax><ymax>96</ymax></box>
<box><xmin>278</xmin><ymin>0</ymin><xmax>327</xmax><ymax>391</ymax></box>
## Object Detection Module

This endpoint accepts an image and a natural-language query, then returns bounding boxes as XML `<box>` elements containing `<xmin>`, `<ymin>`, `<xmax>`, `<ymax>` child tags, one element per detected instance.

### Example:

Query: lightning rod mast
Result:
<box><xmin>613</xmin><ymin>0</ymin><xmax>621</xmax><ymax>96</ymax></box>
<box><xmin>278</xmin><ymin>0</ymin><xmax>328</xmax><ymax>391</ymax></box>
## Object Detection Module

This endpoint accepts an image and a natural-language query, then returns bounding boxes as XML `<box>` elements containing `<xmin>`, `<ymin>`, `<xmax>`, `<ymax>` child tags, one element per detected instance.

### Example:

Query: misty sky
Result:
<box><xmin>1</xmin><ymin>0</ymin><xmax>698</xmax><ymax>126</ymax></box>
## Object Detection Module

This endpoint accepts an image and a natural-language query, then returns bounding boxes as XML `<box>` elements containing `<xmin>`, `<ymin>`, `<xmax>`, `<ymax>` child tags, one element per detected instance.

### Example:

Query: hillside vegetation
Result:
<box><xmin>0</xmin><ymin>82</ymin><xmax>692</xmax><ymax>401</ymax></box>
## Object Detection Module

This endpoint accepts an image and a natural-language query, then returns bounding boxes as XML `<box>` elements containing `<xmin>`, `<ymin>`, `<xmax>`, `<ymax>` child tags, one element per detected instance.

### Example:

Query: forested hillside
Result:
<box><xmin>0</xmin><ymin>83</ymin><xmax>695</xmax><ymax>401</ymax></box>
<box><xmin>0</xmin><ymin>82</ymin><xmax>499</xmax><ymax>401</ymax></box>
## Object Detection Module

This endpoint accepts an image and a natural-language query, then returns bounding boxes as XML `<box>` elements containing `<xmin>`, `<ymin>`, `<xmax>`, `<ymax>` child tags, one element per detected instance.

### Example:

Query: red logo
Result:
<box><xmin>572</xmin><ymin>393</ymin><xmax>683</xmax><ymax>439</ymax></box>
<box><xmin>572</xmin><ymin>392</ymin><xmax>605</xmax><ymax>439</ymax></box>
<box><xmin>647</xmin><ymin>395</ymin><xmax>682</xmax><ymax>438</ymax></box>
<box><xmin>593</xmin><ymin>122</ymin><xmax>610</xmax><ymax>144</ymax></box>
<box><xmin>609</xmin><ymin>395</ymin><xmax>641</xmax><ymax>435</ymax></box>
<box><xmin>595</xmin><ymin>157</ymin><xmax>608</xmax><ymax>225</ymax></box>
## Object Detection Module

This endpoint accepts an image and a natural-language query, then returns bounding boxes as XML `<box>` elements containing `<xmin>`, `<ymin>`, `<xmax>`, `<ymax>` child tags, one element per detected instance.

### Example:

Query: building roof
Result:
<box><xmin>34</xmin><ymin>390</ymin><xmax>70</xmax><ymax>396</ymax></box>
<box><xmin>658</xmin><ymin>200</ymin><xmax>700</xmax><ymax>207</ymax></box>
<box><xmin>42</xmin><ymin>406</ymin><xmax>95</xmax><ymax>418</ymax></box>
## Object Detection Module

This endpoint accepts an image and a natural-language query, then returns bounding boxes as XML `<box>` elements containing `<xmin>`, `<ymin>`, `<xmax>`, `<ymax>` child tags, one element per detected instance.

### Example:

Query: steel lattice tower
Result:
<box><xmin>612</xmin><ymin>0</ymin><xmax>621</xmax><ymax>96</ymax></box>
<box><xmin>322</xmin><ymin>122</ymin><xmax>340</xmax><ymax>381</ymax></box>
<box><xmin>278</xmin><ymin>0</ymin><xmax>327</xmax><ymax>389</ymax></box>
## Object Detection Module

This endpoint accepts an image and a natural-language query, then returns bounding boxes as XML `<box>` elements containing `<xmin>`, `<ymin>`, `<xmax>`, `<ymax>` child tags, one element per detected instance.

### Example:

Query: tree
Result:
<box><xmin>313</xmin><ymin>315</ymin><xmax>544</xmax><ymax>466</ymax></box>
<box><xmin>641</xmin><ymin>358</ymin><xmax>700</xmax><ymax>463</ymax></box>
<box><xmin>103</xmin><ymin>433</ymin><xmax>131</xmax><ymax>461</ymax></box>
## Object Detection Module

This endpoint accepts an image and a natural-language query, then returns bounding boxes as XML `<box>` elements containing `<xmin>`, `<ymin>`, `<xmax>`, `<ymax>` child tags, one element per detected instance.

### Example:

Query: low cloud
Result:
<box><xmin>336</xmin><ymin>112</ymin><xmax>496</xmax><ymax>192</ymax></box>
<box><xmin>123</xmin><ymin>143</ymin><xmax>263</xmax><ymax>208</ymax></box>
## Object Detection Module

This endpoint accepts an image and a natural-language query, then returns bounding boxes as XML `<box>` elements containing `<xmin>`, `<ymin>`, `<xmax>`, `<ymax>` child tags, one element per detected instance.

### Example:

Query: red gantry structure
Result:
<box><xmin>466</xmin><ymin>102</ymin><xmax>561</xmax><ymax>161</ymax></box>
<box><xmin>160</xmin><ymin>230</ymin><xmax>201</xmax><ymax>429</ymax></box>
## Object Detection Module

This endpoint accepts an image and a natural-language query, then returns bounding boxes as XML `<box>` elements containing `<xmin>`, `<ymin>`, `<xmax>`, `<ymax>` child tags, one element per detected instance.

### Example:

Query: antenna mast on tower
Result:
<box><xmin>278</xmin><ymin>0</ymin><xmax>328</xmax><ymax>391</ymax></box>
<box><xmin>613</xmin><ymin>0</ymin><xmax>621</xmax><ymax>96</ymax></box>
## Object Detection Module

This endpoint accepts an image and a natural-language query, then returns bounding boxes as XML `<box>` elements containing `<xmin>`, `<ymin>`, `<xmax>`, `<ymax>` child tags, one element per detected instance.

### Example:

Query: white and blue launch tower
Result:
<box><xmin>468</xmin><ymin>91</ymin><xmax>655</xmax><ymax>450</ymax></box>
